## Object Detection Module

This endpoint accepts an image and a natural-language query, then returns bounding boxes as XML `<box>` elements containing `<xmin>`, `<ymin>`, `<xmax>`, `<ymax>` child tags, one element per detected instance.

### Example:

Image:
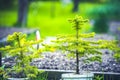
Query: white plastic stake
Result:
<box><xmin>36</xmin><ymin>30</ymin><xmax>40</xmax><ymax>49</ymax></box>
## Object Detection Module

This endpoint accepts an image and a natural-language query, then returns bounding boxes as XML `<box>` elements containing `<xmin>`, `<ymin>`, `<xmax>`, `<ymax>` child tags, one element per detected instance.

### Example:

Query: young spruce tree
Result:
<box><xmin>45</xmin><ymin>15</ymin><xmax>116</xmax><ymax>74</ymax></box>
<box><xmin>0</xmin><ymin>32</ymin><xmax>44</xmax><ymax>78</ymax></box>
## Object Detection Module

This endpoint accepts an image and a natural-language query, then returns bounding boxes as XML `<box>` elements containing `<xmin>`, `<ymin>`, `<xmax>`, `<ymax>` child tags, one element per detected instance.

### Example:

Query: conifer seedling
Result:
<box><xmin>0</xmin><ymin>32</ymin><xmax>44</xmax><ymax>79</ymax></box>
<box><xmin>45</xmin><ymin>15</ymin><xmax>116</xmax><ymax>74</ymax></box>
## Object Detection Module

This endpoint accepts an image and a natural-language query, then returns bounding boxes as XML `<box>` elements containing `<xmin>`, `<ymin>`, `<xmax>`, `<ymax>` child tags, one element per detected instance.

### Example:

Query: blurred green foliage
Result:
<box><xmin>28</xmin><ymin>1</ymin><xmax>95</xmax><ymax>37</ymax></box>
<box><xmin>88</xmin><ymin>0</ymin><xmax>120</xmax><ymax>20</ymax></box>
<box><xmin>86</xmin><ymin>0</ymin><xmax>120</xmax><ymax>33</ymax></box>
<box><xmin>0</xmin><ymin>1</ymin><xmax>93</xmax><ymax>38</ymax></box>
<box><xmin>106</xmin><ymin>0</ymin><xmax>120</xmax><ymax>20</ymax></box>
<box><xmin>93</xmin><ymin>12</ymin><xmax>109</xmax><ymax>33</ymax></box>
<box><xmin>86</xmin><ymin>4</ymin><xmax>109</xmax><ymax>33</ymax></box>
<box><xmin>87</xmin><ymin>0</ymin><xmax>120</xmax><ymax>33</ymax></box>
<box><xmin>0</xmin><ymin>0</ymin><xmax>120</xmax><ymax>37</ymax></box>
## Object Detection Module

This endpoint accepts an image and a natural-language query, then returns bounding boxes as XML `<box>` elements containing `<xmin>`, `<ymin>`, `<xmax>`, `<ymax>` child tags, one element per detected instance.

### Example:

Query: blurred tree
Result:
<box><xmin>16</xmin><ymin>0</ymin><xmax>29</xmax><ymax>27</ymax></box>
<box><xmin>72</xmin><ymin>0</ymin><xmax>79</xmax><ymax>12</ymax></box>
<box><xmin>93</xmin><ymin>12</ymin><xmax>108</xmax><ymax>33</ymax></box>
<box><xmin>107</xmin><ymin>0</ymin><xmax>120</xmax><ymax>20</ymax></box>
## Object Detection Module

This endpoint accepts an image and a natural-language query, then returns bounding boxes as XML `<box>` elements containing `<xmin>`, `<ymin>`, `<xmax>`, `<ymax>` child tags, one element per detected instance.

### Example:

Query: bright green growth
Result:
<box><xmin>0</xmin><ymin>32</ymin><xmax>44</xmax><ymax>79</ymax></box>
<box><xmin>113</xmin><ymin>44</ymin><xmax>120</xmax><ymax>61</ymax></box>
<box><xmin>94</xmin><ymin>75</ymin><xmax>104</xmax><ymax>80</ymax></box>
<box><xmin>45</xmin><ymin>15</ymin><xmax>116</xmax><ymax>74</ymax></box>
<box><xmin>32</xmin><ymin>72</ymin><xmax>48</xmax><ymax>80</ymax></box>
<box><xmin>0</xmin><ymin>65</ymin><xmax>7</xmax><ymax>79</ymax></box>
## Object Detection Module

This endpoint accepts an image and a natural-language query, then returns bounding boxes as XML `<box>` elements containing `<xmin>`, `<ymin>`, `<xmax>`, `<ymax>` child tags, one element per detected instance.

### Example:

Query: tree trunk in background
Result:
<box><xmin>17</xmin><ymin>0</ymin><xmax>29</xmax><ymax>27</ymax></box>
<box><xmin>73</xmin><ymin>0</ymin><xmax>79</xmax><ymax>12</ymax></box>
